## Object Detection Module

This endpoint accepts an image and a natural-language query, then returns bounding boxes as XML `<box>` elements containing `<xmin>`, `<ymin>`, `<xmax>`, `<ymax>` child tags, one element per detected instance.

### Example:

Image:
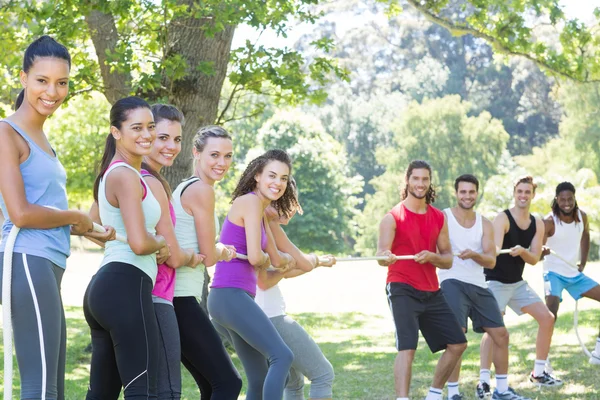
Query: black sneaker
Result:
<box><xmin>529</xmin><ymin>371</ymin><xmax>563</xmax><ymax>387</ymax></box>
<box><xmin>449</xmin><ymin>394</ymin><xmax>464</xmax><ymax>400</ymax></box>
<box><xmin>476</xmin><ymin>381</ymin><xmax>492</xmax><ymax>399</ymax></box>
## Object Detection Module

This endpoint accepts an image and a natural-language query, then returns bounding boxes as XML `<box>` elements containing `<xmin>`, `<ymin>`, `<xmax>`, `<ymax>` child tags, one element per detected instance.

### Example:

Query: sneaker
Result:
<box><xmin>492</xmin><ymin>387</ymin><xmax>532</xmax><ymax>400</ymax></box>
<box><xmin>590</xmin><ymin>350</ymin><xmax>600</xmax><ymax>365</ymax></box>
<box><xmin>476</xmin><ymin>381</ymin><xmax>492</xmax><ymax>399</ymax></box>
<box><xmin>529</xmin><ymin>371</ymin><xmax>563</xmax><ymax>387</ymax></box>
<box><xmin>449</xmin><ymin>395</ymin><xmax>464</xmax><ymax>400</ymax></box>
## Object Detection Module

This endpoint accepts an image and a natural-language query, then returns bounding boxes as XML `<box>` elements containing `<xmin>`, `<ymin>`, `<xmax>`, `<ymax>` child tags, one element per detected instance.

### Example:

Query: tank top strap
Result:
<box><xmin>0</xmin><ymin>119</ymin><xmax>34</xmax><ymax>145</ymax></box>
<box><xmin>174</xmin><ymin>177</ymin><xmax>200</xmax><ymax>201</ymax></box>
<box><xmin>103</xmin><ymin>161</ymin><xmax>148</xmax><ymax>198</ymax></box>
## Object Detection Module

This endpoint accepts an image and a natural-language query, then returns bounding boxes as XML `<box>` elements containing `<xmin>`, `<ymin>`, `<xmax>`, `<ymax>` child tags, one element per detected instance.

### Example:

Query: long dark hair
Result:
<box><xmin>232</xmin><ymin>149</ymin><xmax>300</xmax><ymax>219</ymax></box>
<box><xmin>552</xmin><ymin>181</ymin><xmax>580</xmax><ymax>223</ymax></box>
<box><xmin>15</xmin><ymin>35</ymin><xmax>71</xmax><ymax>110</ymax></box>
<box><xmin>402</xmin><ymin>160</ymin><xmax>437</xmax><ymax>204</ymax></box>
<box><xmin>139</xmin><ymin>103</ymin><xmax>185</xmax><ymax>199</ymax></box>
<box><xmin>93</xmin><ymin>96</ymin><xmax>152</xmax><ymax>201</ymax></box>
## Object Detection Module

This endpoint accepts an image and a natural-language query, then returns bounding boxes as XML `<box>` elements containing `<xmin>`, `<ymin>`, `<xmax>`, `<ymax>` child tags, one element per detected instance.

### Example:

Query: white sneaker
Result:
<box><xmin>590</xmin><ymin>350</ymin><xmax>600</xmax><ymax>365</ymax></box>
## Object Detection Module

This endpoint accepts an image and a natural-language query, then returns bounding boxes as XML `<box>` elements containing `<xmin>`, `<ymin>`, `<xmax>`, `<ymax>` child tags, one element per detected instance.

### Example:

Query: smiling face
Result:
<box><xmin>406</xmin><ymin>168</ymin><xmax>430</xmax><ymax>200</ymax></box>
<box><xmin>20</xmin><ymin>57</ymin><xmax>70</xmax><ymax>116</ymax></box>
<box><xmin>111</xmin><ymin>107</ymin><xmax>156</xmax><ymax>157</ymax></box>
<box><xmin>193</xmin><ymin>137</ymin><xmax>233</xmax><ymax>184</ymax></box>
<box><xmin>146</xmin><ymin>119</ymin><xmax>182</xmax><ymax>170</ymax></box>
<box><xmin>513</xmin><ymin>182</ymin><xmax>535</xmax><ymax>210</ymax></box>
<box><xmin>456</xmin><ymin>181</ymin><xmax>477</xmax><ymax>210</ymax></box>
<box><xmin>254</xmin><ymin>160</ymin><xmax>289</xmax><ymax>202</ymax></box>
<box><xmin>556</xmin><ymin>190</ymin><xmax>576</xmax><ymax>215</ymax></box>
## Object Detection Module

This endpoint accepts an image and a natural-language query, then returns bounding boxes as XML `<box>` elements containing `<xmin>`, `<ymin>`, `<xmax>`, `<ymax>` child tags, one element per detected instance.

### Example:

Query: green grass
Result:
<box><xmin>1</xmin><ymin>307</ymin><xmax>600</xmax><ymax>399</ymax></box>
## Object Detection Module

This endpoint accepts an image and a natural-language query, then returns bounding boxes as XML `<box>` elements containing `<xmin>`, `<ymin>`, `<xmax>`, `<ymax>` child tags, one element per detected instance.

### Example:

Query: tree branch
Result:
<box><xmin>404</xmin><ymin>0</ymin><xmax>600</xmax><ymax>83</ymax></box>
<box><xmin>85</xmin><ymin>9</ymin><xmax>133</xmax><ymax>104</ymax></box>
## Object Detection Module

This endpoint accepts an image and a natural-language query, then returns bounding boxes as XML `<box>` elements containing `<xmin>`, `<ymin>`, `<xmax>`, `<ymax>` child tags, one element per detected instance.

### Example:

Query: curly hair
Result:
<box><xmin>401</xmin><ymin>160</ymin><xmax>436</xmax><ymax>204</ymax></box>
<box><xmin>231</xmin><ymin>149</ymin><xmax>300</xmax><ymax>219</ymax></box>
<box><xmin>551</xmin><ymin>181</ymin><xmax>580</xmax><ymax>223</ymax></box>
<box><xmin>513</xmin><ymin>175</ymin><xmax>537</xmax><ymax>192</ymax></box>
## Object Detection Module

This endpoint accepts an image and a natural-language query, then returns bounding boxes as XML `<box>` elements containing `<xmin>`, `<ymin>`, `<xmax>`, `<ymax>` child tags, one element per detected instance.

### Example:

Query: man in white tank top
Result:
<box><xmin>440</xmin><ymin>175</ymin><xmax>529</xmax><ymax>400</ymax></box>
<box><xmin>542</xmin><ymin>182</ymin><xmax>600</xmax><ymax>365</ymax></box>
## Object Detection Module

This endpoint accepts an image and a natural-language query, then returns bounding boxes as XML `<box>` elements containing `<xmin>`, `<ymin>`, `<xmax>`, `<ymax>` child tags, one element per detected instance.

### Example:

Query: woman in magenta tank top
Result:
<box><xmin>208</xmin><ymin>149</ymin><xmax>297</xmax><ymax>400</ymax></box>
<box><xmin>141</xmin><ymin>104</ymin><xmax>204</xmax><ymax>399</ymax></box>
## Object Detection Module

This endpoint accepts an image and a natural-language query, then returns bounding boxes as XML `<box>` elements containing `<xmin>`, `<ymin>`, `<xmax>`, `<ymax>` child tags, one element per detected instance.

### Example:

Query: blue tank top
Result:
<box><xmin>0</xmin><ymin>120</ymin><xmax>70</xmax><ymax>268</ymax></box>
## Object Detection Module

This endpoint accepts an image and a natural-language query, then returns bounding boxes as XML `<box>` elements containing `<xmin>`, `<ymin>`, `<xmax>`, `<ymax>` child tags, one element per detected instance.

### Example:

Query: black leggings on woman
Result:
<box><xmin>173</xmin><ymin>296</ymin><xmax>242</xmax><ymax>399</ymax></box>
<box><xmin>83</xmin><ymin>262</ymin><xmax>159</xmax><ymax>399</ymax></box>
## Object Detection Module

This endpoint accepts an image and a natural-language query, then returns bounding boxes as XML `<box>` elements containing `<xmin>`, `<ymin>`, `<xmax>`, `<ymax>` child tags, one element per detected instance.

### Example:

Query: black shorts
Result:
<box><xmin>440</xmin><ymin>279</ymin><xmax>505</xmax><ymax>334</ymax></box>
<box><xmin>386</xmin><ymin>282</ymin><xmax>467</xmax><ymax>353</ymax></box>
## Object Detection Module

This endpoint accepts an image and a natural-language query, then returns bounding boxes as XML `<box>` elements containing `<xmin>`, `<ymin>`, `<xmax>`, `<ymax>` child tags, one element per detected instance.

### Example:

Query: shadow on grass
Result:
<box><xmin>2</xmin><ymin>308</ymin><xmax>599</xmax><ymax>399</ymax></box>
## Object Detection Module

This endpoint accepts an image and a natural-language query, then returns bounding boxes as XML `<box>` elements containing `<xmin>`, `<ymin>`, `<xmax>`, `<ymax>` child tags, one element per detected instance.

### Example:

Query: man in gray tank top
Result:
<box><xmin>480</xmin><ymin>176</ymin><xmax>562</xmax><ymax>396</ymax></box>
<box><xmin>542</xmin><ymin>181</ymin><xmax>600</xmax><ymax>365</ymax></box>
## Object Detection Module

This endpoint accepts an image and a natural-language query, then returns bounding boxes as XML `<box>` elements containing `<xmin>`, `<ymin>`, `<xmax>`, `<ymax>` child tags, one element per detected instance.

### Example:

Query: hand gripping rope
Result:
<box><xmin>2</xmin><ymin>220</ymin><xmax>125</xmax><ymax>399</ymax></box>
<box><xmin>547</xmin><ymin>249</ymin><xmax>593</xmax><ymax>358</ymax></box>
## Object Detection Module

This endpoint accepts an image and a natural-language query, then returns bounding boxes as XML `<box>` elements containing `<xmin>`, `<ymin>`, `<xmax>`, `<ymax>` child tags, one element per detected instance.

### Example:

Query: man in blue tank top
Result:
<box><xmin>542</xmin><ymin>182</ymin><xmax>600</xmax><ymax>365</ymax></box>
<box><xmin>480</xmin><ymin>176</ymin><xmax>562</xmax><ymax>396</ymax></box>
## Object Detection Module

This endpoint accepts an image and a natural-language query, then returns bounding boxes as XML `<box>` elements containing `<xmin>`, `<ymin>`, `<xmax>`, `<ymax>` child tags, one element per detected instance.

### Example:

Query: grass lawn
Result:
<box><xmin>1</xmin><ymin>252</ymin><xmax>600</xmax><ymax>399</ymax></box>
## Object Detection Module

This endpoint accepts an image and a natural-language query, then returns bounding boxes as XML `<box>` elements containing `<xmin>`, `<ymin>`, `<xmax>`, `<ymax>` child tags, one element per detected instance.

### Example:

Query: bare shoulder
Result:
<box><xmin>143</xmin><ymin>175</ymin><xmax>168</xmax><ymax>201</ymax></box>
<box><xmin>481</xmin><ymin>216</ymin><xmax>493</xmax><ymax>229</ymax></box>
<box><xmin>105</xmin><ymin>165</ymin><xmax>142</xmax><ymax>189</ymax></box>
<box><xmin>233</xmin><ymin>193</ymin><xmax>262</xmax><ymax>211</ymax></box>
<box><xmin>183</xmin><ymin>179</ymin><xmax>215</xmax><ymax>205</ymax></box>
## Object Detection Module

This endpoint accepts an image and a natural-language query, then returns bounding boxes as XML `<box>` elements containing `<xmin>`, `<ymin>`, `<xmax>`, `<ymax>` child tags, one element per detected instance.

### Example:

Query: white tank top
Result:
<box><xmin>439</xmin><ymin>208</ymin><xmax>487</xmax><ymax>288</ymax></box>
<box><xmin>172</xmin><ymin>177</ymin><xmax>219</xmax><ymax>299</ymax></box>
<box><xmin>543</xmin><ymin>211</ymin><xmax>583</xmax><ymax>278</ymax></box>
<box><xmin>255</xmin><ymin>267</ymin><xmax>286</xmax><ymax>318</ymax></box>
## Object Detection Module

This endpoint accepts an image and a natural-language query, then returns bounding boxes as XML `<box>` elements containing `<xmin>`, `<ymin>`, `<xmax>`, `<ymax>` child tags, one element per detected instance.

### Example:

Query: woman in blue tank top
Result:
<box><xmin>0</xmin><ymin>36</ymin><xmax>107</xmax><ymax>400</ymax></box>
<box><xmin>83</xmin><ymin>97</ymin><xmax>169</xmax><ymax>399</ymax></box>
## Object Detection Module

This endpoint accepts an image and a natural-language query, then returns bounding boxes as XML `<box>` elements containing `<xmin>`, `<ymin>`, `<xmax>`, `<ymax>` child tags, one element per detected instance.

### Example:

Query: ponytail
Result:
<box><xmin>93</xmin><ymin>134</ymin><xmax>117</xmax><ymax>201</ymax></box>
<box><xmin>14</xmin><ymin>90</ymin><xmax>24</xmax><ymax>111</ymax></box>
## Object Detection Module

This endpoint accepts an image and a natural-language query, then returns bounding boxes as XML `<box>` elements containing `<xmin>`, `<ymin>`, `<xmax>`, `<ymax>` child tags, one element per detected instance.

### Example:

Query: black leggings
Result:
<box><xmin>173</xmin><ymin>296</ymin><xmax>242</xmax><ymax>399</ymax></box>
<box><xmin>83</xmin><ymin>262</ymin><xmax>159</xmax><ymax>399</ymax></box>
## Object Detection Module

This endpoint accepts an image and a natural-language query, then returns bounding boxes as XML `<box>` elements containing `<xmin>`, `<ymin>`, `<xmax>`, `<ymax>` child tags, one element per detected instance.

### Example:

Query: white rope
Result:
<box><xmin>235</xmin><ymin>248</ymin><xmax>512</xmax><ymax>263</ymax></box>
<box><xmin>92</xmin><ymin>222</ymin><xmax>127</xmax><ymax>243</ymax></box>
<box><xmin>548</xmin><ymin>249</ymin><xmax>594</xmax><ymax>358</ymax></box>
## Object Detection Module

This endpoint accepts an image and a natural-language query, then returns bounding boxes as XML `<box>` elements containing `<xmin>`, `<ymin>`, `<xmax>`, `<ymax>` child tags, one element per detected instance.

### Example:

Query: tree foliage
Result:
<box><xmin>356</xmin><ymin>95</ymin><xmax>509</xmax><ymax>253</ymax></box>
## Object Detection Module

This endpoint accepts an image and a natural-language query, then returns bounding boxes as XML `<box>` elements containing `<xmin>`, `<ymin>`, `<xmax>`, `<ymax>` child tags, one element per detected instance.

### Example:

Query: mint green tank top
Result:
<box><xmin>99</xmin><ymin>162</ymin><xmax>161</xmax><ymax>283</ymax></box>
<box><xmin>172</xmin><ymin>177</ymin><xmax>220</xmax><ymax>299</ymax></box>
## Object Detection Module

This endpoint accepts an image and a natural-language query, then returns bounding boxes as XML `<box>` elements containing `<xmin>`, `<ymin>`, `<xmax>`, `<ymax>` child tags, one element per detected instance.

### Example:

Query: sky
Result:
<box><xmin>231</xmin><ymin>1</ymin><xmax>600</xmax><ymax>50</ymax></box>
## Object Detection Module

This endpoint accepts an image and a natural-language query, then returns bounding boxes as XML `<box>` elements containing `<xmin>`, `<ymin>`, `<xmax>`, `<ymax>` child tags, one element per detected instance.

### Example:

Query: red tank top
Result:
<box><xmin>387</xmin><ymin>202</ymin><xmax>445</xmax><ymax>291</ymax></box>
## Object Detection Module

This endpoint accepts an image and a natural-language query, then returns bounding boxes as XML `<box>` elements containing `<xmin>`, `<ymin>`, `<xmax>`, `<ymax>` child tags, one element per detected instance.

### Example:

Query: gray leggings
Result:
<box><xmin>154</xmin><ymin>302</ymin><xmax>181</xmax><ymax>400</ymax></box>
<box><xmin>208</xmin><ymin>287</ymin><xmax>293</xmax><ymax>400</ymax></box>
<box><xmin>0</xmin><ymin>253</ymin><xmax>66</xmax><ymax>400</ymax></box>
<box><xmin>271</xmin><ymin>315</ymin><xmax>334</xmax><ymax>399</ymax></box>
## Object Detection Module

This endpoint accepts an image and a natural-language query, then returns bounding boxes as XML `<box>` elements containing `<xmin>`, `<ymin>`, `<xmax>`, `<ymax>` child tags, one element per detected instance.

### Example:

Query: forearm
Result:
<box><xmin>165</xmin><ymin>247</ymin><xmax>194</xmax><ymax>268</ymax></box>
<box><xmin>130</xmin><ymin>233</ymin><xmax>164</xmax><ymax>256</ymax></box>
<box><xmin>11</xmin><ymin>206</ymin><xmax>79</xmax><ymax>229</ymax></box>
<box><xmin>521</xmin><ymin>250</ymin><xmax>541</xmax><ymax>266</ymax></box>
<box><xmin>432</xmin><ymin>253</ymin><xmax>453</xmax><ymax>269</ymax></box>
<box><xmin>471</xmin><ymin>253</ymin><xmax>496</xmax><ymax>269</ymax></box>
<box><xmin>257</xmin><ymin>269</ymin><xmax>285</xmax><ymax>290</ymax></box>
<box><xmin>84</xmin><ymin>235</ymin><xmax>106</xmax><ymax>248</ymax></box>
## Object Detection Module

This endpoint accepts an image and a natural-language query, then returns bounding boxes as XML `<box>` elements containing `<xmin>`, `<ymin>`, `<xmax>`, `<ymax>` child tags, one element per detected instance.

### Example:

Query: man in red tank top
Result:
<box><xmin>377</xmin><ymin>160</ymin><xmax>467</xmax><ymax>400</ymax></box>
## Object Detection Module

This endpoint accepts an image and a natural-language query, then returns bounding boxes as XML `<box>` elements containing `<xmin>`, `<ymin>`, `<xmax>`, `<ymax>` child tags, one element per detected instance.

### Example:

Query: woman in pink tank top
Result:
<box><xmin>141</xmin><ymin>104</ymin><xmax>204</xmax><ymax>399</ymax></box>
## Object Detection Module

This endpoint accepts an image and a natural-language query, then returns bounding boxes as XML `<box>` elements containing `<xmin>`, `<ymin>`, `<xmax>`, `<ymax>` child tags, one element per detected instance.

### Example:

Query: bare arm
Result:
<box><xmin>184</xmin><ymin>182</ymin><xmax>228</xmax><ymax>267</ymax></box>
<box><xmin>517</xmin><ymin>217</ymin><xmax>544</xmax><ymax>265</ymax></box>
<box><xmin>236</xmin><ymin>196</ymin><xmax>269</xmax><ymax>267</ymax></box>
<box><xmin>376</xmin><ymin>214</ymin><xmax>397</xmax><ymax>266</ymax></box>
<box><xmin>492</xmin><ymin>211</ymin><xmax>509</xmax><ymax>254</ymax></box>
<box><xmin>580</xmin><ymin>211</ymin><xmax>590</xmax><ymax>271</ymax></box>
<box><xmin>268</xmin><ymin>219</ymin><xmax>315</xmax><ymax>272</ymax></box>
<box><xmin>257</xmin><ymin>268</ymin><xmax>286</xmax><ymax>290</ymax></box>
<box><xmin>106</xmin><ymin>168</ymin><xmax>165</xmax><ymax>255</ymax></box>
<box><xmin>461</xmin><ymin>217</ymin><xmax>496</xmax><ymax>269</ymax></box>
<box><xmin>144</xmin><ymin>176</ymin><xmax>198</xmax><ymax>268</ymax></box>
<box><xmin>263</xmin><ymin>216</ymin><xmax>293</xmax><ymax>270</ymax></box>
<box><xmin>0</xmin><ymin>125</ymin><xmax>92</xmax><ymax>232</ymax></box>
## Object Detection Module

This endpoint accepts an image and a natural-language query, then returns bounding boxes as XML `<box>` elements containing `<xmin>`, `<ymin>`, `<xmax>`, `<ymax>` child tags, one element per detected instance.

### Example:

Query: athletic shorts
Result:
<box><xmin>487</xmin><ymin>280</ymin><xmax>541</xmax><ymax>316</ymax></box>
<box><xmin>544</xmin><ymin>271</ymin><xmax>599</xmax><ymax>301</ymax></box>
<box><xmin>386</xmin><ymin>282</ymin><xmax>466</xmax><ymax>353</ymax></box>
<box><xmin>440</xmin><ymin>279</ymin><xmax>505</xmax><ymax>333</ymax></box>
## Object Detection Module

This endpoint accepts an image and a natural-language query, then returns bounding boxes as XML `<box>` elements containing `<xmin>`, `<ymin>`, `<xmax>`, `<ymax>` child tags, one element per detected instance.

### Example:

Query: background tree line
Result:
<box><xmin>1</xmin><ymin>0</ymin><xmax>600</xmax><ymax>258</ymax></box>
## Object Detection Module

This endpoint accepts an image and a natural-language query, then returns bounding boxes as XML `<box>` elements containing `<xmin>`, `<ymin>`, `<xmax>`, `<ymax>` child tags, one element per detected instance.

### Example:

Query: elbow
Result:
<box><xmin>257</xmin><ymin>280</ymin><xmax>270</xmax><ymax>291</ymax></box>
<box><xmin>248</xmin><ymin>253</ymin><xmax>264</xmax><ymax>267</ymax></box>
<box><xmin>129</xmin><ymin>238</ymin><xmax>151</xmax><ymax>256</ymax></box>
<box><xmin>10</xmin><ymin>208</ymin><xmax>30</xmax><ymax>228</ymax></box>
<box><xmin>296</xmin><ymin>260</ymin><xmax>313</xmax><ymax>272</ymax></box>
<box><xmin>202</xmin><ymin>250</ymin><xmax>219</xmax><ymax>268</ymax></box>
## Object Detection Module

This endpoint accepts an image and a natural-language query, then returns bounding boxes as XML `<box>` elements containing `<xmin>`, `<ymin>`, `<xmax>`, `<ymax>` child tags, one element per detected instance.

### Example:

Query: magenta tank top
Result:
<box><xmin>141</xmin><ymin>169</ymin><xmax>177</xmax><ymax>301</ymax></box>
<box><xmin>211</xmin><ymin>214</ymin><xmax>267</xmax><ymax>296</ymax></box>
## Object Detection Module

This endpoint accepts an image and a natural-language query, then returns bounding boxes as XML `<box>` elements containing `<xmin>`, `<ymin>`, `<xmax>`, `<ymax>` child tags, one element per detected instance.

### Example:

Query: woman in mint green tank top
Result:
<box><xmin>171</xmin><ymin>126</ymin><xmax>243</xmax><ymax>398</ymax></box>
<box><xmin>83</xmin><ymin>96</ymin><xmax>169</xmax><ymax>399</ymax></box>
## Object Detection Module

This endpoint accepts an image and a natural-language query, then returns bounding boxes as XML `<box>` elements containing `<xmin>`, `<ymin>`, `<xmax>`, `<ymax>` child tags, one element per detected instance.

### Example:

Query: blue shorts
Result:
<box><xmin>544</xmin><ymin>271</ymin><xmax>598</xmax><ymax>301</ymax></box>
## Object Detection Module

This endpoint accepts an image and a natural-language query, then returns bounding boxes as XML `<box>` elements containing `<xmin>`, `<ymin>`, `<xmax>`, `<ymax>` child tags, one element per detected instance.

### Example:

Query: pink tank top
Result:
<box><xmin>140</xmin><ymin>169</ymin><xmax>177</xmax><ymax>302</ymax></box>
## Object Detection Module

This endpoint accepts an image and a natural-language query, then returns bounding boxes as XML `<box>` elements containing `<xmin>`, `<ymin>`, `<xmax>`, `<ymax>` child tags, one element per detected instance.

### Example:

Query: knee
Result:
<box><xmin>227</xmin><ymin>373</ymin><xmax>243</xmax><ymax>396</ymax></box>
<box><xmin>447</xmin><ymin>342</ymin><xmax>468</xmax><ymax>355</ymax></box>
<box><xmin>313</xmin><ymin>361</ymin><xmax>335</xmax><ymax>387</ymax></box>
<box><xmin>494</xmin><ymin>329</ymin><xmax>509</xmax><ymax>347</ymax></box>
<box><xmin>278</xmin><ymin>345</ymin><xmax>294</xmax><ymax>367</ymax></box>
<box><xmin>538</xmin><ymin>311</ymin><xmax>555</xmax><ymax>329</ymax></box>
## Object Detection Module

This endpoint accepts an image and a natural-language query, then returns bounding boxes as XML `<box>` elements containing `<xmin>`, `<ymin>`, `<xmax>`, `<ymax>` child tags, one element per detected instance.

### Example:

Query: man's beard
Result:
<box><xmin>409</xmin><ymin>188</ymin><xmax>427</xmax><ymax>199</ymax></box>
<box><xmin>458</xmin><ymin>201</ymin><xmax>475</xmax><ymax>210</ymax></box>
<box><xmin>559</xmin><ymin>207</ymin><xmax>574</xmax><ymax>216</ymax></box>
